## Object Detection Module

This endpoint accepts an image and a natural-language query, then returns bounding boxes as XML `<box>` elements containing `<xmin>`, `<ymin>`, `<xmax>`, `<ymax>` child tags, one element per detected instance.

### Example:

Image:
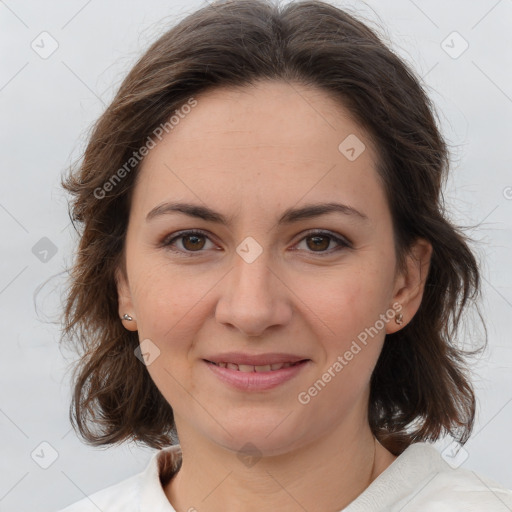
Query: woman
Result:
<box><xmin>57</xmin><ymin>0</ymin><xmax>512</xmax><ymax>510</ymax></box>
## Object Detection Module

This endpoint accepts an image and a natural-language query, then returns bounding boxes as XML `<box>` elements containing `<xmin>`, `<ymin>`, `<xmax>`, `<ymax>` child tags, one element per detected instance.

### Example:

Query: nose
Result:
<box><xmin>215</xmin><ymin>251</ymin><xmax>293</xmax><ymax>337</ymax></box>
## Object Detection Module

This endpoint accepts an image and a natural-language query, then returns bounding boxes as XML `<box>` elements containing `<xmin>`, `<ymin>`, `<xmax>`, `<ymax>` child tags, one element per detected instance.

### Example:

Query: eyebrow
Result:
<box><xmin>146</xmin><ymin>201</ymin><xmax>368</xmax><ymax>226</ymax></box>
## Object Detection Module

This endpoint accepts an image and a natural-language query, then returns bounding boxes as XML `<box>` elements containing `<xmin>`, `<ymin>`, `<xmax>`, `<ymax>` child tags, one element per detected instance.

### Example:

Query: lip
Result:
<box><xmin>203</xmin><ymin>355</ymin><xmax>311</xmax><ymax>391</ymax></box>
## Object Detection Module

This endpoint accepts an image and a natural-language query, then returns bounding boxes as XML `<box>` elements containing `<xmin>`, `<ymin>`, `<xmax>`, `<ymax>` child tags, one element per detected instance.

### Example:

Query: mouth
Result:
<box><xmin>204</xmin><ymin>357</ymin><xmax>311</xmax><ymax>391</ymax></box>
<box><xmin>204</xmin><ymin>360</ymin><xmax>308</xmax><ymax>372</ymax></box>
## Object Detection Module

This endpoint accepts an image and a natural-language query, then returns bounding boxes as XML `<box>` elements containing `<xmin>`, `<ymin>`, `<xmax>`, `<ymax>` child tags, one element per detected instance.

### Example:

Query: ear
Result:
<box><xmin>115</xmin><ymin>266</ymin><xmax>138</xmax><ymax>332</ymax></box>
<box><xmin>386</xmin><ymin>238</ymin><xmax>433</xmax><ymax>334</ymax></box>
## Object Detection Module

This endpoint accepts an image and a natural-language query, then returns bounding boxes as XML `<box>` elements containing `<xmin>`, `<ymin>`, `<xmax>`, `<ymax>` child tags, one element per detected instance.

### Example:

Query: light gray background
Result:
<box><xmin>1</xmin><ymin>0</ymin><xmax>511</xmax><ymax>511</ymax></box>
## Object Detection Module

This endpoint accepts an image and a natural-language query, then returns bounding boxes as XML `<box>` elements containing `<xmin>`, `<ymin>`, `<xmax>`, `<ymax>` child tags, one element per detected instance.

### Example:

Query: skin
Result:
<box><xmin>116</xmin><ymin>80</ymin><xmax>432</xmax><ymax>512</ymax></box>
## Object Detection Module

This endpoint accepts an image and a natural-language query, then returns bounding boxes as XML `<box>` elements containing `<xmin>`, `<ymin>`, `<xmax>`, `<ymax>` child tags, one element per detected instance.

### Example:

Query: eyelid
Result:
<box><xmin>161</xmin><ymin>228</ymin><xmax>352</xmax><ymax>256</ymax></box>
<box><xmin>160</xmin><ymin>229</ymin><xmax>216</xmax><ymax>252</ymax></box>
<box><xmin>298</xmin><ymin>229</ymin><xmax>353</xmax><ymax>249</ymax></box>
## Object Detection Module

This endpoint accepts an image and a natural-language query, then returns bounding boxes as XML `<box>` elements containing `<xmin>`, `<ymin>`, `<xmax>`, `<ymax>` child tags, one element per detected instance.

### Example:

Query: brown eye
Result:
<box><xmin>181</xmin><ymin>233</ymin><xmax>206</xmax><ymax>251</ymax></box>
<box><xmin>162</xmin><ymin>230</ymin><xmax>215</xmax><ymax>255</ymax></box>
<box><xmin>306</xmin><ymin>235</ymin><xmax>331</xmax><ymax>252</ymax></box>
<box><xmin>295</xmin><ymin>230</ymin><xmax>351</xmax><ymax>256</ymax></box>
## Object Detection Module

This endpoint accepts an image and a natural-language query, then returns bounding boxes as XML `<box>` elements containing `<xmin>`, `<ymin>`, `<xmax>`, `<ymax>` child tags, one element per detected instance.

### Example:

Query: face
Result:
<box><xmin>117</xmin><ymin>80</ymin><xmax>430</xmax><ymax>456</ymax></box>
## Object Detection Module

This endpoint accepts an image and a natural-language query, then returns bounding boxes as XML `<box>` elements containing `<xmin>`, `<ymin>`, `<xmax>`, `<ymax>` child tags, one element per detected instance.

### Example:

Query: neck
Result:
<box><xmin>164</xmin><ymin>420</ymin><xmax>396</xmax><ymax>512</ymax></box>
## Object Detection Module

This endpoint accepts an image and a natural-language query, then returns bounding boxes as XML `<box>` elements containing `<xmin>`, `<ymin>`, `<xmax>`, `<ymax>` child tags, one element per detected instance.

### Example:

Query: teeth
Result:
<box><xmin>212</xmin><ymin>361</ymin><xmax>298</xmax><ymax>372</ymax></box>
<box><xmin>255</xmin><ymin>365</ymin><xmax>271</xmax><ymax>372</ymax></box>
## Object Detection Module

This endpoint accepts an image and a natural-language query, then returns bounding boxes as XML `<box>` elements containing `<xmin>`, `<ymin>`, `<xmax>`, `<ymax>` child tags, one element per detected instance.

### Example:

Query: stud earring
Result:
<box><xmin>395</xmin><ymin>312</ymin><xmax>404</xmax><ymax>325</ymax></box>
<box><xmin>122</xmin><ymin>314</ymin><xmax>133</xmax><ymax>321</ymax></box>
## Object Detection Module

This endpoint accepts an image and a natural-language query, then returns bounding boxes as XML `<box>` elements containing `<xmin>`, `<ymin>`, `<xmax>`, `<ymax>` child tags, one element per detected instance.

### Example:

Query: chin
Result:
<box><xmin>203</xmin><ymin>416</ymin><xmax>310</xmax><ymax>458</ymax></box>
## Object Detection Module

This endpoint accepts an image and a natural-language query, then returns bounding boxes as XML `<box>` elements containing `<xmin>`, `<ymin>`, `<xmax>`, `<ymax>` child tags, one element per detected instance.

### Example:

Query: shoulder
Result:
<box><xmin>407</xmin><ymin>463</ymin><xmax>512</xmax><ymax>511</ymax></box>
<box><xmin>55</xmin><ymin>473</ymin><xmax>142</xmax><ymax>511</ymax></box>
<box><xmin>55</xmin><ymin>445</ymin><xmax>182</xmax><ymax>512</ymax></box>
<box><xmin>392</xmin><ymin>443</ymin><xmax>512</xmax><ymax>511</ymax></box>
<box><xmin>345</xmin><ymin>442</ymin><xmax>512</xmax><ymax>512</ymax></box>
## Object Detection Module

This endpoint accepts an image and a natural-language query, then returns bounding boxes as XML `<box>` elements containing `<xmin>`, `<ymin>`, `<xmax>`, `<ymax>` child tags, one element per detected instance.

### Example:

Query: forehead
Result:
<box><xmin>133</xmin><ymin>80</ymin><xmax>385</xmax><ymax>220</ymax></box>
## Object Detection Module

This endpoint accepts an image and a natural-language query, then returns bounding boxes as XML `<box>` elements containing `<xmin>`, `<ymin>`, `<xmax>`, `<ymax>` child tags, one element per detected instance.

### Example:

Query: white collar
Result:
<box><xmin>136</xmin><ymin>441</ymin><xmax>505</xmax><ymax>511</ymax></box>
<box><xmin>140</xmin><ymin>444</ymin><xmax>182</xmax><ymax>511</ymax></box>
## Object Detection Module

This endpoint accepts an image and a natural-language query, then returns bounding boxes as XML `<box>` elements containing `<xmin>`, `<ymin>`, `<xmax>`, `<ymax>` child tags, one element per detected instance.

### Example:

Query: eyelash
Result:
<box><xmin>161</xmin><ymin>229</ymin><xmax>352</xmax><ymax>257</ymax></box>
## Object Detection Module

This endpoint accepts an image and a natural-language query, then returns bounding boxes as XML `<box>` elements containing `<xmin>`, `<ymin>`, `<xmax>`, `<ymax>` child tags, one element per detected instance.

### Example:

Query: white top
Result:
<box><xmin>57</xmin><ymin>442</ymin><xmax>512</xmax><ymax>511</ymax></box>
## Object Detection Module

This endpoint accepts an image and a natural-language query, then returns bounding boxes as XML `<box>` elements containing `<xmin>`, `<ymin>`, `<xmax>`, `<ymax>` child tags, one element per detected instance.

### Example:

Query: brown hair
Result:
<box><xmin>61</xmin><ymin>0</ymin><xmax>483</xmax><ymax>454</ymax></box>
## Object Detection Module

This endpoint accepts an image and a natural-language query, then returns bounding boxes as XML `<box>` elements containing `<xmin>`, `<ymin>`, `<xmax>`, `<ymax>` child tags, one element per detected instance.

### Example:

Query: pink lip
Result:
<box><xmin>204</xmin><ymin>359</ymin><xmax>311</xmax><ymax>391</ymax></box>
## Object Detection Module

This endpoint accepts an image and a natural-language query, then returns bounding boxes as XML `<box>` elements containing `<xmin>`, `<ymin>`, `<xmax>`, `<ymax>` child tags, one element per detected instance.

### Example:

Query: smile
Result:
<box><xmin>206</xmin><ymin>361</ymin><xmax>304</xmax><ymax>372</ymax></box>
<box><xmin>204</xmin><ymin>359</ymin><xmax>311</xmax><ymax>391</ymax></box>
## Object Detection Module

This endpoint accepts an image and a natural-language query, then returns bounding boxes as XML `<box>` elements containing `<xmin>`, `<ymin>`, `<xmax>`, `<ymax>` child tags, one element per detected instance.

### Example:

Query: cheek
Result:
<box><xmin>131</xmin><ymin>264</ymin><xmax>211</xmax><ymax>404</ymax></box>
<box><xmin>308</xmin><ymin>264</ymin><xmax>393</xmax><ymax>340</ymax></box>
<box><xmin>129</xmin><ymin>260</ymin><xmax>227</xmax><ymax>401</ymax></box>
<box><xmin>131</xmin><ymin>258</ymin><xmax>212</xmax><ymax>335</ymax></box>
<box><xmin>300</xmin><ymin>270</ymin><xmax>390</xmax><ymax>417</ymax></box>
<box><xmin>305</xmin><ymin>258</ymin><xmax>395</xmax><ymax>397</ymax></box>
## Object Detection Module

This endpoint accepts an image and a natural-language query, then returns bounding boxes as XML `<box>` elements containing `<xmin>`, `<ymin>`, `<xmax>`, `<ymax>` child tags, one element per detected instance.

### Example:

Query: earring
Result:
<box><xmin>395</xmin><ymin>312</ymin><xmax>404</xmax><ymax>325</ymax></box>
<box><xmin>122</xmin><ymin>314</ymin><xmax>133</xmax><ymax>321</ymax></box>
